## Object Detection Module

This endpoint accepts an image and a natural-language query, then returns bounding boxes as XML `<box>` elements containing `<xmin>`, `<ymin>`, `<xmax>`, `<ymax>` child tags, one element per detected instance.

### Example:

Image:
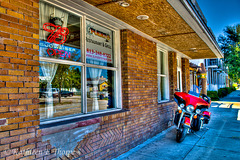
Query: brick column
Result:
<box><xmin>0</xmin><ymin>1</ymin><xmax>55</xmax><ymax>159</ymax></box>
<box><xmin>168</xmin><ymin>52</ymin><xmax>177</xmax><ymax>100</ymax></box>
<box><xmin>121</xmin><ymin>29</ymin><xmax>158</xmax><ymax>108</ymax></box>
<box><xmin>181</xmin><ymin>58</ymin><xmax>190</xmax><ymax>93</ymax></box>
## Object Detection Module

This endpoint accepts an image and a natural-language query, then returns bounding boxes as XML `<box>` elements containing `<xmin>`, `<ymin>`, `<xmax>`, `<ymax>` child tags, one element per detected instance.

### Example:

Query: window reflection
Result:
<box><xmin>87</xmin><ymin>68</ymin><xmax>115</xmax><ymax>112</ymax></box>
<box><xmin>86</xmin><ymin>20</ymin><xmax>114</xmax><ymax>67</ymax></box>
<box><xmin>39</xmin><ymin>62</ymin><xmax>82</xmax><ymax>119</ymax></box>
<box><xmin>39</xmin><ymin>2</ymin><xmax>81</xmax><ymax>62</ymax></box>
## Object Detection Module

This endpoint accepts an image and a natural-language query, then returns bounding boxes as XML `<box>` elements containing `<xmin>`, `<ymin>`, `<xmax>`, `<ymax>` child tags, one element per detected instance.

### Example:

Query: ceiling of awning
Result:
<box><xmin>83</xmin><ymin>0</ymin><xmax>219</xmax><ymax>59</ymax></box>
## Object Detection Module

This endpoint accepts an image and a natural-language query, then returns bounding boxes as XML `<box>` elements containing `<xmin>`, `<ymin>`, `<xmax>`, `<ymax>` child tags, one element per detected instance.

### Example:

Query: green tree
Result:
<box><xmin>218</xmin><ymin>24</ymin><xmax>240</xmax><ymax>82</ymax></box>
<box><xmin>52</xmin><ymin>65</ymin><xmax>81</xmax><ymax>103</ymax></box>
<box><xmin>52</xmin><ymin>64</ymin><xmax>70</xmax><ymax>103</ymax></box>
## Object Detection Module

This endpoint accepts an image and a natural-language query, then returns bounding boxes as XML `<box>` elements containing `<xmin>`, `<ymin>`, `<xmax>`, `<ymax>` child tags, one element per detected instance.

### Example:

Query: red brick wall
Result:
<box><xmin>168</xmin><ymin>52</ymin><xmax>177</xmax><ymax>100</ymax></box>
<box><xmin>0</xmin><ymin>1</ymin><xmax>56</xmax><ymax>159</ymax></box>
<box><xmin>181</xmin><ymin>58</ymin><xmax>190</xmax><ymax>93</ymax></box>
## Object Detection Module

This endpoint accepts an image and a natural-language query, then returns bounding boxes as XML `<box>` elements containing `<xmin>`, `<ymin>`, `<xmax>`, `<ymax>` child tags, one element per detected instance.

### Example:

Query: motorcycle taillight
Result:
<box><xmin>202</xmin><ymin>111</ymin><xmax>211</xmax><ymax>124</ymax></box>
<box><xmin>203</xmin><ymin>111</ymin><xmax>211</xmax><ymax>117</ymax></box>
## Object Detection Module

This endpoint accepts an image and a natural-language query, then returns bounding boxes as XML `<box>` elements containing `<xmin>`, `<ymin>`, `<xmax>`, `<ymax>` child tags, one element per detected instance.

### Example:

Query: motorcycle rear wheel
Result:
<box><xmin>176</xmin><ymin>127</ymin><xmax>188</xmax><ymax>143</ymax></box>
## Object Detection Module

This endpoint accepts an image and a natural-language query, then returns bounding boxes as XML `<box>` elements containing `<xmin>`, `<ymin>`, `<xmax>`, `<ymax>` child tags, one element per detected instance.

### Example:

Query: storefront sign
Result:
<box><xmin>47</xmin><ymin>48</ymin><xmax>71</xmax><ymax>59</ymax></box>
<box><xmin>86</xmin><ymin>48</ymin><xmax>111</xmax><ymax>62</ymax></box>
<box><xmin>88</xmin><ymin>27</ymin><xmax>110</xmax><ymax>41</ymax></box>
<box><xmin>86</xmin><ymin>20</ymin><xmax>113</xmax><ymax>63</ymax></box>
<box><xmin>39</xmin><ymin>41</ymin><xmax>81</xmax><ymax>61</ymax></box>
<box><xmin>43</xmin><ymin>23</ymin><xmax>69</xmax><ymax>44</ymax></box>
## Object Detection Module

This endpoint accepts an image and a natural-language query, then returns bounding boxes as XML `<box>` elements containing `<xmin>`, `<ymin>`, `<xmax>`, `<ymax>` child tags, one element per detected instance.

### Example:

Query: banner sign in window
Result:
<box><xmin>39</xmin><ymin>40</ymin><xmax>81</xmax><ymax>61</ymax></box>
<box><xmin>86</xmin><ymin>20</ymin><xmax>113</xmax><ymax>64</ymax></box>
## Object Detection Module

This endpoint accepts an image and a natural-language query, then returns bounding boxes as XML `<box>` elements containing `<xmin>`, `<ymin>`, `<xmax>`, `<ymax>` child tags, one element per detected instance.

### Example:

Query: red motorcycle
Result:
<box><xmin>173</xmin><ymin>87</ymin><xmax>211</xmax><ymax>142</ymax></box>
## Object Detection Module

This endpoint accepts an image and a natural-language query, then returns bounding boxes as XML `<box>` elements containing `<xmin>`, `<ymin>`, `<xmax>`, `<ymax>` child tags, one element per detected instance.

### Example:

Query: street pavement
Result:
<box><xmin>114</xmin><ymin>90</ymin><xmax>240</xmax><ymax>160</ymax></box>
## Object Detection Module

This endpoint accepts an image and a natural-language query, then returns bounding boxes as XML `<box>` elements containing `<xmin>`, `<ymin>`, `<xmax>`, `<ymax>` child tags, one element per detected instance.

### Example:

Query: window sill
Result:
<box><xmin>158</xmin><ymin>99</ymin><xmax>172</xmax><ymax>104</ymax></box>
<box><xmin>158</xmin><ymin>100</ymin><xmax>175</xmax><ymax>105</ymax></box>
<box><xmin>40</xmin><ymin>109</ymin><xmax>129</xmax><ymax>136</ymax></box>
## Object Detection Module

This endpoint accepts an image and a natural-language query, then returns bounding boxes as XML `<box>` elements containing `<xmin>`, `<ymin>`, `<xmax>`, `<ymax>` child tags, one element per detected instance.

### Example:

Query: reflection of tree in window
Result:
<box><xmin>52</xmin><ymin>64</ymin><xmax>81</xmax><ymax>103</ymax></box>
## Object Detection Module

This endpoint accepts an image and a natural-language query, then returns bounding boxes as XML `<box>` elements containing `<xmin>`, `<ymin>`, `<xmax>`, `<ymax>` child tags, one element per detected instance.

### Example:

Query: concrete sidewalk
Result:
<box><xmin>114</xmin><ymin>90</ymin><xmax>240</xmax><ymax>160</ymax></box>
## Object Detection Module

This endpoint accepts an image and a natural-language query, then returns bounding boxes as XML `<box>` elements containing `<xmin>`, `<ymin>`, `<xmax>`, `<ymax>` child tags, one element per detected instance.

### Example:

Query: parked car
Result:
<box><xmin>40</xmin><ymin>88</ymin><xmax>59</xmax><ymax>98</ymax></box>
<box><xmin>60</xmin><ymin>91</ymin><xmax>74</xmax><ymax>97</ymax></box>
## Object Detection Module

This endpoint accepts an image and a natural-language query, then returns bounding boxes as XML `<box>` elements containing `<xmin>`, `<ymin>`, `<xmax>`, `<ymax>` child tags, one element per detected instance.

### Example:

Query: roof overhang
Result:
<box><xmin>47</xmin><ymin>0</ymin><xmax>223</xmax><ymax>59</ymax></box>
<box><xmin>167</xmin><ymin>0</ymin><xmax>223</xmax><ymax>59</ymax></box>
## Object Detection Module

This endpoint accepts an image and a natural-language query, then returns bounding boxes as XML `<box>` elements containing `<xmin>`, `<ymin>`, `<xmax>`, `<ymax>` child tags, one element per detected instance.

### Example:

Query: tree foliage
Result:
<box><xmin>52</xmin><ymin>64</ymin><xmax>81</xmax><ymax>103</ymax></box>
<box><xmin>218</xmin><ymin>24</ymin><xmax>240</xmax><ymax>82</ymax></box>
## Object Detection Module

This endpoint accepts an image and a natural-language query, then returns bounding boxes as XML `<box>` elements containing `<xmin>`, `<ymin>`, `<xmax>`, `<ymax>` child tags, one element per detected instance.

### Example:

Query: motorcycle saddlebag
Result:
<box><xmin>174</xmin><ymin>111</ymin><xmax>181</xmax><ymax>126</ymax></box>
<box><xmin>202</xmin><ymin>111</ymin><xmax>211</xmax><ymax>124</ymax></box>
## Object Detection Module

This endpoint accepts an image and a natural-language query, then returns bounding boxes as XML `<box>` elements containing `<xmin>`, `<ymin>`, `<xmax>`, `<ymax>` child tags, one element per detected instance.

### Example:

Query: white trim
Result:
<box><xmin>40</xmin><ymin>108</ymin><xmax>122</xmax><ymax>125</ymax></box>
<box><xmin>167</xmin><ymin>0</ymin><xmax>223</xmax><ymax>58</ymax></box>
<box><xmin>39</xmin><ymin>57</ymin><xmax>84</xmax><ymax>66</ymax></box>
<box><xmin>115</xmin><ymin>30</ymin><xmax>122</xmax><ymax>109</ymax></box>
<box><xmin>157</xmin><ymin>47</ymin><xmax>169</xmax><ymax>103</ymax></box>
<box><xmin>177</xmin><ymin>55</ymin><xmax>182</xmax><ymax>92</ymax></box>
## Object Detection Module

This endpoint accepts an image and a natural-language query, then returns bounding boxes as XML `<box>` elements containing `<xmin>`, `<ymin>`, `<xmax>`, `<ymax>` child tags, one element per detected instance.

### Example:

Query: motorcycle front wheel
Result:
<box><xmin>176</xmin><ymin>127</ymin><xmax>188</xmax><ymax>143</ymax></box>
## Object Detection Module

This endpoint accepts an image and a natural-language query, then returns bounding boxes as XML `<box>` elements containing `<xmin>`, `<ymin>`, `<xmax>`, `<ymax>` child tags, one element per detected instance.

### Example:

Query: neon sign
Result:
<box><xmin>39</xmin><ymin>41</ymin><xmax>81</xmax><ymax>61</ymax></box>
<box><xmin>47</xmin><ymin>48</ymin><xmax>71</xmax><ymax>59</ymax></box>
<box><xmin>43</xmin><ymin>23</ymin><xmax>69</xmax><ymax>44</ymax></box>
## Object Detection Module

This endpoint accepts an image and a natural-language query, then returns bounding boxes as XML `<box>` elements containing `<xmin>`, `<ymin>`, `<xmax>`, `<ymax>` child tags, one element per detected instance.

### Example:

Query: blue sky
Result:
<box><xmin>197</xmin><ymin>0</ymin><xmax>240</xmax><ymax>39</ymax></box>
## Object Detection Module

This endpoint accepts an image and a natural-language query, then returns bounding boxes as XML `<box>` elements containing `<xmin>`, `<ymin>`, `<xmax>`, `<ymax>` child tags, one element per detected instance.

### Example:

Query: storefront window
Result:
<box><xmin>157</xmin><ymin>50</ymin><xmax>169</xmax><ymax>102</ymax></box>
<box><xmin>39</xmin><ymin>2</ymin><xmax>120</xmax><ymax>121</ymax></box>
<box><xmin>86</xmin><ymin>20</ymin><xmax>114</xmax><ymax>67</ymax></box>
<box><xmin>177</xmin><ymin>56</ymin><xmax>182</xmax><ymax>92</ymax></box>
<box><xmin>39</xmin><ymin>62</ymin><xmax>81</xmax><ymax>119</ymax></box>
<box><xmin>87</xmin><ymin>68</ymin><xmax>115</xmax><ymax>112</ymax></box>
<box><xmin>39</xmin><ymin>2</ymin><xmax>81</xmax><ymax>62</ymax></box>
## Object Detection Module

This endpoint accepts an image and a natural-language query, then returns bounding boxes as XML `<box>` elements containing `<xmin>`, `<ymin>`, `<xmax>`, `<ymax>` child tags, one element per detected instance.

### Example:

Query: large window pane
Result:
<box><xmin>177</xmin><ymin>70</ymin><xmax>181</xmax><ymax>91</ymax></box>
<box><xmin>158</xmin><ymin>49</ymin><xmax>169</xmax><ymax>102</ymax></box>
<box><xmin>39</xmin><ymin>62</ymin><xmax>82</xmax><ymax>119</ymax></box>
<box><xmin>161</xmin><ymin>76</ymin><xmax>167</xmax><ymax>100</ymax></box>
<box><xmin>86</xmin><ymin>20</ymin><xmax>114</xmax><ymax>67</ymax></box>
<box><xmin>160</xmin><ymin>51</ymin><xmax>165</xmax><ymax>74</ymax></box>
<box><xmin>87</xmin><ymin>68</ymin><xmax>115</xmax><ymax>112</ymax></box>
<box><xmin>39</xmin><ymin>2</ymin><xmax>81</xmax><ymax>62</ymax></box>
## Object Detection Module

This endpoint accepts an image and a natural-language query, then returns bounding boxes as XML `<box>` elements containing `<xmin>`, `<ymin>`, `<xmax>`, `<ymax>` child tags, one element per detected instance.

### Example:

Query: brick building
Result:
<box><xmin>0</xmin><ymin>0</ymin><xmax>223</xmax><ymax>159</ymax></box>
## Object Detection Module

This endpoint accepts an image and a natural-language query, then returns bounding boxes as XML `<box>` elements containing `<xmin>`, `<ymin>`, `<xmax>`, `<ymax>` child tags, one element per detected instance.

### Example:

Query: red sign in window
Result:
<box><xmin>43</xmin><ymin>23</ymin><xmax>69</xmax><ymax>44</ymax></box>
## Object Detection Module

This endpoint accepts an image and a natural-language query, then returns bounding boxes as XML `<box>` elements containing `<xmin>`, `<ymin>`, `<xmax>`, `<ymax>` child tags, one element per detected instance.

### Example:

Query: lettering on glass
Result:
<box><xmin>43</xmin><ymin>23</ymin><xmax>69</xmax><ymax>44</ymax></box>
<box><xmin>47</xmin><ymin>48</ymin><xmax>71</xmax><ymax>59</ymax></box>
<box><xmin>88</xmin><ymin>27</ymin><xmax>110</xmax><ymax>42</ymax></box>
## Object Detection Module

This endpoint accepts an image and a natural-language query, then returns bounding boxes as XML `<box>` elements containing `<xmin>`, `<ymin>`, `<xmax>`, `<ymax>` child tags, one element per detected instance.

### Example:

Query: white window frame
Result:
<box><xmin>39</xmin><ymin>1</ymin><xmax>122</xmax><ymax>124</ymax></box>
<box><xmin>157</xmin><ymin>47</ymin><xmax>169</xmax><ymax>103</ymax></box>
<box><xmin>177</xmin><ymin>56</ymin><xmax>182</xmax><ymax>92</ymax></box>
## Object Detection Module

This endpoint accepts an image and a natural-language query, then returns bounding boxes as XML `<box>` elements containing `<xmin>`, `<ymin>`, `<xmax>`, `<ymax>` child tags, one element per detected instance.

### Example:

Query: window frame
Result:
<box><xmin>177</xmin><ymin>56</ymin><xmax>182</xmax><ymax>92</ymax></box>
<box><xmin>39</xmin><ymin>1</ymin><xmax>122</xmax><ymax>125</ymax></box>
<box><xmin>157</xmin><ymin>47</ymin><xmax>169</xmax><ymax>103</ymax></box>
